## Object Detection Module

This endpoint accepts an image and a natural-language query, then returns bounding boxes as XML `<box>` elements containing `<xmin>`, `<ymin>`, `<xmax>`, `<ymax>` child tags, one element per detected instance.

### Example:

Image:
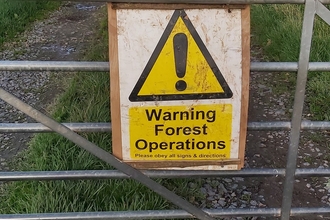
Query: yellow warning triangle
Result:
<box><xmin>129</xmin><ymin>10</ymin><xmax>232</xmax><ymax>102</ymax></box>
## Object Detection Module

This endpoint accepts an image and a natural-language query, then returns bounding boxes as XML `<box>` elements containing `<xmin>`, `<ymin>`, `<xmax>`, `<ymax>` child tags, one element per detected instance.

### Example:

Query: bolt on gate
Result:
<box><xmin>1</xmin><ymin>0</ymin><xmax>330</xmax><ymax>219</ymax></box>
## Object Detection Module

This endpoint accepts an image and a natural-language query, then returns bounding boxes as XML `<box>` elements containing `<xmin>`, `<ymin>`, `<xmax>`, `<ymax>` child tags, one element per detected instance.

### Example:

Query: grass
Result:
<box><xmin>0</xmin><ymin>7</ymin><xmax>203</xmax><ymax>215</ymax></box>
<box><xmin>0</xmin><ymin>0</ymin><xmax>60</xmax><ymax>47</ymax></box>
<box><xmin>251</xmin><ymin>4</ymin><xmax>330</xmax><ymax>120</ymax></box>
<box><xmin>308</xmin><ymin>73</ymin><xmax>330</xmax><ymax>120</ymax></box>
<box><xmin>251</xmin><ymin>5</ymin><xmax>302</xmax><ymax>62</ymax></box>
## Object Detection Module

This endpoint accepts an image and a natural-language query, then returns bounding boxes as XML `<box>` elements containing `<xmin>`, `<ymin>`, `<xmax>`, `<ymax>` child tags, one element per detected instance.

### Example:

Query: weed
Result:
<box><xmin>304</xmin><ymin>155</ymin><xmax>314</xmax><ymax>164</ymax></box>
<box><xmin>241</xmin><ymin>194</ymin><xmax>251</xmax><ymax>203</ymax></box>
<box><xmin>305</xmin><ymin>132</ymin><xmax>325</xmax><ymax>143</ymax></box>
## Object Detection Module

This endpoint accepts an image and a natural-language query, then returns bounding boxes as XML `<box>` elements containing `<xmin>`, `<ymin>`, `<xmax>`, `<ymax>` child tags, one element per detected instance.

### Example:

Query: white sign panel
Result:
<box><xmin>109</xmin><ymin>5</ymin><xmax>250</xmax><ymax>170</ymax></box>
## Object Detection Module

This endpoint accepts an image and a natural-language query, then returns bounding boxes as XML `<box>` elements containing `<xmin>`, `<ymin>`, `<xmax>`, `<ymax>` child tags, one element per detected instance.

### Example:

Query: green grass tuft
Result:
<box><xmin>251</xmin><ymin>5</ymin><xmax>330</xmax><ymax>120</ymax></box>
<box><xmin>0</xmin><ymin>0</ymin><xmax>61</xmax><ymax>47</ymax></box>
<box><xmin>0</xmin><ymin>8</ymin><xmax>202</xmax><ymax>215</ymax></box>
<box><xmin>251</xmin><ymin>5</ymin><xmax>303</xmax><ymax>62</ymax></box>
<box><xmin>307</xmin><ymin>73</ymin><xmax>330</xmax><ymax>120</ymax></box>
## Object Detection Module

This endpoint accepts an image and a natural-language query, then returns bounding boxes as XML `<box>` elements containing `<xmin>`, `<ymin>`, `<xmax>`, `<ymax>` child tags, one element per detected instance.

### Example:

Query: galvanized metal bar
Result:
<box><xmin>316</xmin><ymin>0</ymin><xmax>330</xmax><ymax>25</ymax></box>
<box><xmin>281</xmin><ymin>0</ymin><xmax>316</xmax><ymax>219</ymax></box>
<box><xmin>300</xmin><ymin>120</ymin><xmax>330</xmax><ymax>129</ymax></box>
<box><xmin>292</xmin><ymin>207</ymin><xmax>330</xmax><ymax>216</ymax></box>
<box><xmin>248</xmin><ymin>122</ymin><xmax>291</xmax><ymax>130</ymax></box>
<box><xmin>0</xmin><ymin>169</ymin><xmax>283</xmax><ymax>181</ymax></box>
<box><xmin>0</xmin><ymin>88</ymin><xmax>215</xmax><ymax>220</ymax></box>
<box><xmin>1</xmin><ymin>207</ymin><xmax>330</xmax><ymax>220</ymax></box>
<box><xmin>3</xmin><ymin>121</ymin><xmax>330</xmax><ymax>133</ymax></box>
<box><xmin>295</xmin><ymin>168</ymin><xmax>330</xmax><ymax>177</ymax></box>
<box><xmin>19</xmin><ymin>0</ymin><xmax>330</xmax><ymax>4</ymax></box>
<box><xmin>0</xmin><ymin>209</ymin><xmax>279</xmax><ymax>220</ymax></box>
<box><xmin>0</xmin><ymin>61</ymin><xmax>109</xmax><ymax>72</ymax></box>
<box><xmin>2</xmin><ymin>61</ymin><xmax>330</xmax><ymax>72</ymax></box>
<box><xmin>251</xmin><ymin>62</ymin><xmax>298</xmax><ymax>72</ymax></box>
<box><xmin>0</xmin><ymin>123</ymin><xmax>111</xmax><ymax>133</ymax></box>
<box><xmin>251</xmin><ymin>61</ymin><xmax>330</xmax><ymax>72</ymax></box>
<box><xmin>1</xmin><ymin>168</ymin><xmax>330</xmax><ymax>181</ymax></box>
<box><xmin>249</xmin><ymin>121</ymin><xmax>330</xmax><ymax>130</ymax></box>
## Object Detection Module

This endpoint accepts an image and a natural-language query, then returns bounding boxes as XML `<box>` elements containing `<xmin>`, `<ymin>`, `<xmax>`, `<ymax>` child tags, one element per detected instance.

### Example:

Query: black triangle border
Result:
<box><xmin>129</xmin><ymin>9</ymin><xmax>233</xmax><ymax>102</ymax></box>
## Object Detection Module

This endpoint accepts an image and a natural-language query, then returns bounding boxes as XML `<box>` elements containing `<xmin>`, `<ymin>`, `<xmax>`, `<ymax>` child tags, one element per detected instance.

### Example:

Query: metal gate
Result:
<box><xmin>1</xmin><ymin>0</ymin><xmax>330</xmax><ymax>219</ymax></box>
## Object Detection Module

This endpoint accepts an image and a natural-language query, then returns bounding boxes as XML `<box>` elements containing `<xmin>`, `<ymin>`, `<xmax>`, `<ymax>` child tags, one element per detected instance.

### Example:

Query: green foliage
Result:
<box><xmin>307</xmin><ymin>73</ymin><xmax>330</xmax><ymax>120</ymax></box>
<box><xmin>0</xmin><ymin>0</ymin><xmax>60</xmax><ymax>46</ymax></box>
<box><xmin>251</xmin><ymin>5</ymin><xmax>330</xmax><ymax>120</ymax></box>
<box><xmin>251</xmin><ymin>5</ymin><xmax>303</xmax><ymax>62</ymax></box>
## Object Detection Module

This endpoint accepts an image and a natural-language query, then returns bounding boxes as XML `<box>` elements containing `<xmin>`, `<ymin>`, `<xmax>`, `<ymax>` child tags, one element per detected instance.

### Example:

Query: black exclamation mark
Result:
<box><xmin>173</xmin><ymin>33</ymin><xmax>188</xmax><ymax>91</ymax></box>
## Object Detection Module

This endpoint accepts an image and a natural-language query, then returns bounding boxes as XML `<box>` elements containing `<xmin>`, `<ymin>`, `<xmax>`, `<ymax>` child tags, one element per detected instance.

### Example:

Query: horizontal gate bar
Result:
<box><xmin>20</xmin><ymin>0</ymin><xmax>330</xmax><ymax>5</ymax></box>
<box><xmin>0</xmin><ymin>209</ymin><xmax>279</xmax><ymax>220</ymax></box>
<box><xmin>251</xmin><ymin>61</ymin><xmax>330</xmax><ymax>72</ymax></box>
<box><xmin>249</xmin><ymin>121</ymin><xmax>330</xmax><ymax>130</ymax></box>
<box><xmin>1</xmin><ymin>61</ymin><xmax>330</xmax><ymax>72</ymax></box>
<box><xmin>0</xmin><ymin>123</ymin><xmax>111</xmax><ymax>133</ymax></box>
<box><xmin>1</xmin><ymin>121</ymin><xmax>330</xmax><ymax>132</ymax></box>
<box><xmin>0</xmin><ymin>61</ymin><xmax>109</xmax><ymax>72</ymax></box>
<box><xmin>1</xmin><ymin>207</ymin><xmax>330</xmax><ymax>219</ymax></box>
<box><xmin>1</xmin><ymin>168</ymin><xmax>329</xmax><ymax>181</ymax></box>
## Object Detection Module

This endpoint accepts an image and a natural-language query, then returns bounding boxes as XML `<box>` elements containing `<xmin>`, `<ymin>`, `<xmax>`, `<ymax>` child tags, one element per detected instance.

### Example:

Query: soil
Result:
<box><xmin>1</xmin><ymin>2</ymin><xmax>329</xmax><ymax>220</ymax></box>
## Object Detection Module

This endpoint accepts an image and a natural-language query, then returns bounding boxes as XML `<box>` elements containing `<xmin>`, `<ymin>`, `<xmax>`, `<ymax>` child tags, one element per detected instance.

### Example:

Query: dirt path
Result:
<box><xmin>246</xmin><ymin>53</ymin><xmax>330</xmax><ymax>219</ymax></box>
<box><xmin>0</xmin><ymin>2</ymin><xmax>105</xmax><ymax>170</ymax></box>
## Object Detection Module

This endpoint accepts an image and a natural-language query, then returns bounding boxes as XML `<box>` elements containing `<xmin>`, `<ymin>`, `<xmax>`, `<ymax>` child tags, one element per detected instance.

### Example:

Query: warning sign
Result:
<box><xmin>109</xmin><ymin>5</ymin><xmax>250</xmax><ymax>170</ymax></box>
<box><xmin>129</xmin><ymin>10</ymin><xmax>232</xmax><ymax>102</ymax></box>
<box><xmin>130</xmin><ymin>104</ymin><xmax>232</xmax><ymax>160</ymax></box>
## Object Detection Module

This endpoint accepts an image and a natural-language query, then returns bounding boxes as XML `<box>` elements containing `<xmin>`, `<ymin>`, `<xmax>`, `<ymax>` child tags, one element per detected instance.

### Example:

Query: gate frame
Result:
<box><xmin>1</xmin><ymin>0</ymin><xmax>330</xmax><ymax>219</ymax></box>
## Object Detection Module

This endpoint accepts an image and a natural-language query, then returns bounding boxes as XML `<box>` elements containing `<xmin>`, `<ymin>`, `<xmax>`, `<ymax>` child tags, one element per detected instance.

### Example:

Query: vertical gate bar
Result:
<box><xmin>0</xmin><ymin>87</ymin><xmax>215</xmax><ymax>220</ymax></box>
<box><xmin>280</xmin><ymin>0</ymin><xmax>316</xmax><ymax>219</ymax></box>
<box><xmin>315</xmin><ymin>0</ymin><xmax>330</xmax><ymax>25</ymax></box>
